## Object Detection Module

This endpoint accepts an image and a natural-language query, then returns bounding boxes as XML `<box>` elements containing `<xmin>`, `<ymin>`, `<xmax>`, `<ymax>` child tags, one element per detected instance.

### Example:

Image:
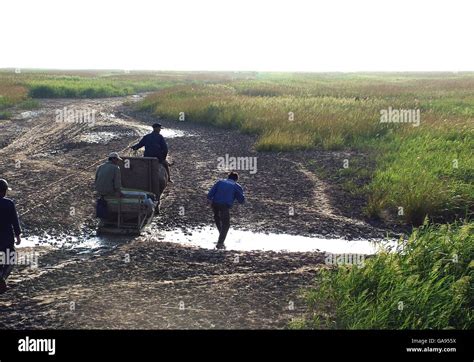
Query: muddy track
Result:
<box><xmin>0</xmin><ymin>97</ymin><xmax>146</xmax><ymax>235</ymax></box>
<box><xmin>0</xmin><ymin>95</ymin><xmax>395</xmax><ymax>329</ymax></box>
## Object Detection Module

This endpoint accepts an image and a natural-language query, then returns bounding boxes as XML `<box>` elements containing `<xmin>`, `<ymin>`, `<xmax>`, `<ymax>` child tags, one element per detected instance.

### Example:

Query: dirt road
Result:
<box><xmin>0</xmin><ymin>95</ymin><xmax>393</xmax><ymax>329</ymax></box>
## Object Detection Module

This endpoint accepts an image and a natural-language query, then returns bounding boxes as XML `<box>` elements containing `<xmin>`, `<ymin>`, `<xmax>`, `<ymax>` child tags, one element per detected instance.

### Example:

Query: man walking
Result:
<box><xmin>207</xmin><ymin>172</ymin><xmax>245</xmax><ymax>249</ymax></box>
<box><xmin>0</xmin><ymin>179</ymin><xmax>22</xmax><ymax>294</ymax></box>
<box><xmin>131</xmin><ymin>123</ymin><xmax>173</xmax><ymax>183</ymax></box>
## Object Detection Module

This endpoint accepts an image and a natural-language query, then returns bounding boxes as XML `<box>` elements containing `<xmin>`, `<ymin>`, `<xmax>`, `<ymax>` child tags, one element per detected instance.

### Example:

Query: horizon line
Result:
<box><xmin>1</xmin><ymin>68</ymin><xmax>473</xmax><ymax>74</ymax></box>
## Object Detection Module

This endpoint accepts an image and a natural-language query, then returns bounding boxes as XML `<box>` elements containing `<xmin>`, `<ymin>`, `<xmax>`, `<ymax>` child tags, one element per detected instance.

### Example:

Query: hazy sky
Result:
<box><xmin>1</xmin><ymin>0</ymin><xmax>473</xmax><ymax>71</ymax></box>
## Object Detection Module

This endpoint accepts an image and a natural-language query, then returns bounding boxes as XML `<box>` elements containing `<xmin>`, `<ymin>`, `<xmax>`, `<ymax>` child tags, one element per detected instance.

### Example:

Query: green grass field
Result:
<box><xmin>0</xmin><ymin>70</ymin><xmax>175</xmax><ymax>104</ymax></box>
<box><xmin>0</xmin><ymin>69</ymin><xmax>254</xmax><ymax>107</ymax></box>
<box><xmin>0</xmin><ymin>69</ymin><xmax>246</xmax><ymax>115</ymax></box>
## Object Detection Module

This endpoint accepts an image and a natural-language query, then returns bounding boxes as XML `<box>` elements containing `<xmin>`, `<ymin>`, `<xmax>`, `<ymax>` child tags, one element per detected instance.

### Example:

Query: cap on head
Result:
<box><xmin>108</xmin><ymin>152</ymin><xmax>123</xmax><ymax>160</ymax></box>
<box><xmin>228</xmin><ymin>172</ymin><xmax>239</xmax><ymax>181</ymax></box>
<box><xmin>0</xmin><ymin>178</ymin><xmax>11</xmax><ymax>192</ymax></box>
<box><xmin>152</xmin><ymin>123</ymin><xmax>162</xmax><ymax>129</ymax></box>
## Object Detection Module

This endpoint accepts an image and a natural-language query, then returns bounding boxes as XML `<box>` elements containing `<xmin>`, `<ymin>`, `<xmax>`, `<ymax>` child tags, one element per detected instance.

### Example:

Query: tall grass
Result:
<box><xmin>138</xmin><ymin>83</ymin><xmax>399</xmax><ymax>150</ymax></box>
<box><xmin>0</xmin><ymin>70</ymin><xmax>213</xmax><ymax>112</ymax></box>
<box><xmin>366</xmin><ymin>127</ymin><xmax>474</xmax><ymax>225</ymax></box>
<box><xmin>0</xmin><ymin>69</ymin><xmax>257</xmax><ymax>100</ymax></box>
<box><xmin>26</xmin><ymin>77</ymin><xmax>174</xmax><ymax>98</ymax></box>
<box><xmin>0</xmin><ymin>81</ymin><xmax>28</xmax><ymax>109</ymax></box>
<box><xmin>293</xmin><ymin>221</ymin><xmax>473</xmax><ymax>329</ymax></box>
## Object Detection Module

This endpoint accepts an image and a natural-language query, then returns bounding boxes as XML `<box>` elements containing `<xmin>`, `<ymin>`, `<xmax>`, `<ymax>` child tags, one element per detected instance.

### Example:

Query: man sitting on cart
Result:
<box><xmin>95</xmin><ymin>152</ymin><xmax>123</xmax><ymax>197</ymax></box>
<box><xmin>131</xmin><ymin>123</ymin><xmax>173</xmax><ymax>183</ymax></box>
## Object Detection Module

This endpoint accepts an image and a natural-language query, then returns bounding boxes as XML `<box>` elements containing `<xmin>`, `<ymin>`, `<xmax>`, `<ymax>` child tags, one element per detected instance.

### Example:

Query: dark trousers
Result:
<box><xmin>0</xmin><ymin>245</ymin><xmax>15</xmax><ymax>281</ymax></box>
<box><xmin>212</xmin><ymin>203</ymin><xmax>230</xmax><ymax>244</ymax></box>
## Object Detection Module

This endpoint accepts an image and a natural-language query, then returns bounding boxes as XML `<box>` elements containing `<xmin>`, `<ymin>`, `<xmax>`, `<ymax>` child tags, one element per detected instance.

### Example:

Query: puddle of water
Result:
<box><xmin>121</xmin><ymin>123</ymin><xmax>187</xmax><ymax>138</ymax></box>
<box><xmin>79</xmin><ymin>131</ymin><xmax>120</xmax><ymax>144</ymax></box>
<box><xmin>159</xmin><ymin>226</ymin><xmax>396</xmax><ymax>254</ymax></box>
<box><xmin>18</xmin><ymin>227</ymin><xmax>397</xmax><ymax>255</ymax></box>
<box><xmin>78</xmin><ymin>128</ymin><xmax>188</xmax><ymax>144</ymax></box>
<box><xmin>19</xmin><ymin>234</ymin><xmax>123</xmax><ymax>252</ymax></box>
<box><xmin>160</xmin><ymin>128</ymin><xmax>187</xmax><ymax>138</ymax></box>
<box><xmin>18</xmin><ymin>110</ymin><xmax>42</xmax><ymax>119</ymax></box>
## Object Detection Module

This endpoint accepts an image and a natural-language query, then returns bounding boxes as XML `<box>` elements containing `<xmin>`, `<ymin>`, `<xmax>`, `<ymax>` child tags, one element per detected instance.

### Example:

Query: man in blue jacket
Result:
<box><xmin>0</xmin><ymin>179</ymin><xmax>22</xmax><ymax>293</ymax></box>
<box><xmin>131</xmin><ymin>123</ymin><xmax>172</xmax><ymax>182</ymax></box>
<box><xmin>207</xmin><ymin>172</ymin><xmax>245</xmax><ymax>249</ymax></box>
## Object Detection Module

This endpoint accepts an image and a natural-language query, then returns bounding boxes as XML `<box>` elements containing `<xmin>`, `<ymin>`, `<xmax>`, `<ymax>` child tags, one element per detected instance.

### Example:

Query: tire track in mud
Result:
<box><xmin>0</xmin><ymin>97</ymin><xmax>150</xmax><ymax>230</ymax></box>
<box><xmin>295</xmin><ymin>161</ymin><xmax>369</xmax><ymax>227</ymax></box>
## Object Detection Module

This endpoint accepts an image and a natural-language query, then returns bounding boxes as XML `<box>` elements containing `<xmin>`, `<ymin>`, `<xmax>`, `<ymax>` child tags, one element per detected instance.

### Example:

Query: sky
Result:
<box><xmin>1</xmin><ymin>0</ymin><xmax>473</xmax><ymax>72</ymax></box>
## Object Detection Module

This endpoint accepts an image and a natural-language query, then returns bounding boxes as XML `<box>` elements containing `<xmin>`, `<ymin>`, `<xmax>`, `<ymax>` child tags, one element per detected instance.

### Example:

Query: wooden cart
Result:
<box><xmin>96</xmin><ymin>157</ymin><xmax>165</xmax><ymax>235</ymax></box>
